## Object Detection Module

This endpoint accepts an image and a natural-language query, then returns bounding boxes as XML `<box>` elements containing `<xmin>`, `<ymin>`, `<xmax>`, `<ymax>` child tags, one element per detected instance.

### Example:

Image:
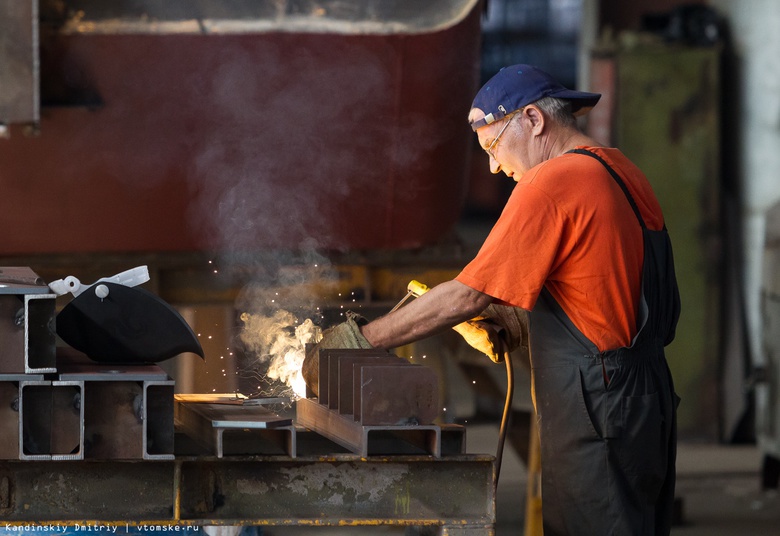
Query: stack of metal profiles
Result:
<box><xmin>296</xmin><ymin>348</ymin><xmax>465</xmax><ymax>457</ymax></box>
<box><xmin>0</xmin><ymin>266</ymin><xmax>175</xmax><ymax>461</ymax></box>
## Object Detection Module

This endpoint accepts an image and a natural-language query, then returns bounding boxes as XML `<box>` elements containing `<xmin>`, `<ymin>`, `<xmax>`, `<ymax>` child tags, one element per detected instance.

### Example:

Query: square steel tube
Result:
<box><xmin>144</xmin><ymin>380</ymin><xmax>175</xmax><ymax>460</ymax></box>
<box><xmin>0</xmin><ymin>293</ymin><xmax>56</xmax><ymax>374</ymax></box>
<box><xmin>24</xmin><ymin>294</ymin><xmax>57</xmax><ymax>373</ymax></box>
<box><xmin>19</xmin><ymin>380</ymin><xmax>84</xmax><ymax>460</ymax></box>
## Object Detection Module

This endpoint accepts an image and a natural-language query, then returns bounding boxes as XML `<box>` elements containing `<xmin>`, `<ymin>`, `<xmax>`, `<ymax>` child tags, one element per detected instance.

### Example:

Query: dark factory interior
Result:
<box><xmin>1</xmin><ymin>0</ymin><xmax>780</xmax><ymax>534</ymax></box>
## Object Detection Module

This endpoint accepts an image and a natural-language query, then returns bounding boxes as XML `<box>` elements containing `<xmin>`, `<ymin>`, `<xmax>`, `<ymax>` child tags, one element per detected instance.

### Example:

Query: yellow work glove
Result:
<box><xmin>452</xmin><ymin>318</ymin><xmax>506</xmax><ymax>363</ymax></box>
<box><xmin>453</xmin><ymin>305</ymin><xmax>528</xmax><ymax>363</ymax></box>
<box><xmin>301</xmin><ymin>311</ymin><xmax>372</xmax><ymax>396</ymax></box>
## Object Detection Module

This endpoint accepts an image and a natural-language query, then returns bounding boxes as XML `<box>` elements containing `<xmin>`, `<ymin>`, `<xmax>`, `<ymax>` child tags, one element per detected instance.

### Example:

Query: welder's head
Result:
<box><xmin>469</xmin><ymin>64</ymin><xmax>601</xmax><ymax>131</ymax></box>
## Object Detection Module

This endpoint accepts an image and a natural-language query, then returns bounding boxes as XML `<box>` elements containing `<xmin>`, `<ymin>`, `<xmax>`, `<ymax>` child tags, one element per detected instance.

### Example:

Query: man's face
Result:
<box><xmin>470</xmin><ymin>108</ymin><xmax>531</xmax><ymax>181</ymax></box>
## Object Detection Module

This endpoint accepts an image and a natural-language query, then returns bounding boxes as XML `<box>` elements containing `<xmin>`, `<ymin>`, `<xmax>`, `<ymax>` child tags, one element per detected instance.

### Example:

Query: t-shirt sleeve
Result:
<box><xmin>456</xmin><ymin>181</ymin><xmax>568</xmax><ymax>310</ymax></box>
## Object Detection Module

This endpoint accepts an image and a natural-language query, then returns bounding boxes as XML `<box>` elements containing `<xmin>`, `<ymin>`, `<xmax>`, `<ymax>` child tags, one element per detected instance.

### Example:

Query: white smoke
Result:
<box><xmin>238</xmin><ymin>309</ymin><xmax>322</xmax><ymax>399</ymax></box>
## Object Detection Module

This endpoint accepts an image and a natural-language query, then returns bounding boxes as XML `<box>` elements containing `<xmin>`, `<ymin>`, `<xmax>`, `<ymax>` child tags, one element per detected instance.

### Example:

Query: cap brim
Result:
<box><xmin>549</xmin><ymin>89</ymin><xmax>602</xmax><ymax>116</ymax></box>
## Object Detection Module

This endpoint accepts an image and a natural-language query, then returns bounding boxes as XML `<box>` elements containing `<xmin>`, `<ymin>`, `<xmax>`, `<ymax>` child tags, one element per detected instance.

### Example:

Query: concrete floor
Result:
<box><xmin>261</xmin><ymin>424</ymin><xmax>780</xmax><ymax>536</ymax></box>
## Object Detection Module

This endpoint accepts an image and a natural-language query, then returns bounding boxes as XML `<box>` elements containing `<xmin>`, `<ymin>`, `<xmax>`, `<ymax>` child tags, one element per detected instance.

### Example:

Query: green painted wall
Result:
<box><xmin>606</xmin><ymin>44</ymin><xmax>722</xmax><ymax>436</ymax></box>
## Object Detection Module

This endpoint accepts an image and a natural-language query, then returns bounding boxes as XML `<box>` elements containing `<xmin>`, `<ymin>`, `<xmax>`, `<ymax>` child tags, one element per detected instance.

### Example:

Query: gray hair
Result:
<box><xmin>532</xmin><ymin>97</ymin><xmax>577</xmax><ymax>128</ymax></box>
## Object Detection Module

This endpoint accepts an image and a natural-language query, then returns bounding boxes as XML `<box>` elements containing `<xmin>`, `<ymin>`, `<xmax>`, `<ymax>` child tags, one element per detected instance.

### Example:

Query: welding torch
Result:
<box><xmin>389</xmin><ymin>280</ymin><xmax>430</xmax><ymax>312</ymax></box>
<box><xmin>390</xmin><ymin>279</ymin><xmax>514</xmax><ymax>489</ymax></box>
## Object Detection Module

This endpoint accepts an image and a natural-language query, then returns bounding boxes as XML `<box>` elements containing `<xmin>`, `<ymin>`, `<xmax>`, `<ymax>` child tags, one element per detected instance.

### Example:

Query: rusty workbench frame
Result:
<box><xmin>0</xmin><ymin>454</ymin><xmax>496</xmax><ymax>535</ymax></box>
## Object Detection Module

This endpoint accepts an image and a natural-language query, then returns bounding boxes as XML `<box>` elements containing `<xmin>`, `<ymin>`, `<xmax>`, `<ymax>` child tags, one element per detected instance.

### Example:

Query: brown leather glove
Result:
<box><xmin>301</xmin><ymin>311</ymin><xmax>372</xmax><ymax>396</ymax></box>
<box><xmin>482</xmin><ymin>304</ymin><xmax>528</xmax><ymax>352</ymax></box>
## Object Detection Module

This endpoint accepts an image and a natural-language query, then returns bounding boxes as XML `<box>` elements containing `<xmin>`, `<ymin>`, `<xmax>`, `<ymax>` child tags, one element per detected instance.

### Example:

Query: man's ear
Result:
<box><xmin>524</xmin><ymin>105</ymin><xmax>545</xmax><ymax>135</ymax></box>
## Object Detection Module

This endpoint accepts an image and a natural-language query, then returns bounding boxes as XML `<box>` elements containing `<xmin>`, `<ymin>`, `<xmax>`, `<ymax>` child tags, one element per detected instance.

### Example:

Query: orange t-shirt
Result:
<box><xmin>456</xmin><ymin>147</ymin><xmax>665</xmax><ymax>351</ymax></box>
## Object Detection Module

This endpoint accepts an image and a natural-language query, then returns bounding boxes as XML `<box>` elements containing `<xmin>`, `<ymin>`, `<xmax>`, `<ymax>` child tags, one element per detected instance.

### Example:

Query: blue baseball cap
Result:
<box><xmin>469</xmin><ymin>64</ymin><xmax>601</xmax><ymax>130</ymax></box>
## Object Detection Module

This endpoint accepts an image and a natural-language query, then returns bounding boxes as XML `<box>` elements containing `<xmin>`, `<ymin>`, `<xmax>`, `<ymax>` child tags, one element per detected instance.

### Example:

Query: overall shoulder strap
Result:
<box><xmin>567</xmin><ymin>148</ymin><xmax>647</xmax><ymax>230</ymax></box>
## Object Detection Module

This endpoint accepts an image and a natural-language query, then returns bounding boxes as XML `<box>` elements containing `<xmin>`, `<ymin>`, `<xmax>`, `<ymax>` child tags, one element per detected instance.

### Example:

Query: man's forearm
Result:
<box><xmin>361</xmin><ymin>280</ymin><xmax>493</xmax><ymax>349</ymax></box>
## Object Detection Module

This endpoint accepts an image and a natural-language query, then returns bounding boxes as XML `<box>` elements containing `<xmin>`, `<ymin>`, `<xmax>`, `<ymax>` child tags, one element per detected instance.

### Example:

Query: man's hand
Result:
<box><xmin>452</xmin><ymin>318</ymin><xmax>506</xmax><ymax>363</ymax></box>
<box><xmin>301</xmin><ymin>311</ymin><xmax>372</xmax><ymax>396</ymax></box>
<box><xmin>482</xmin><ymin>304</ymin><xmax>528</xmax><ymax>352</ymax></box>
<box><xmin>453</xmin><ymin>305</ymin><xmax>528</xmax><ymax>363</ymax></box>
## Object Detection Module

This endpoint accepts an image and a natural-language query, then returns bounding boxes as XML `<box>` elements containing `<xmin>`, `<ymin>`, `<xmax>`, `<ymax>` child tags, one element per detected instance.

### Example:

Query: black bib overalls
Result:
<box><xmin>529</xmin><ymin>149</ymin><xmax>681</xmax><ymax>535</ymax></box>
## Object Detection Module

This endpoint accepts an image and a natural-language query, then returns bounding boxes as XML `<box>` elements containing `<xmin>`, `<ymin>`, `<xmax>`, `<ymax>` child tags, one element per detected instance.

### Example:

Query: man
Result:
<box><xmin>307</xmin><ymin>64</ymin><xmax>681</xmax><ymax>535</ymax></box>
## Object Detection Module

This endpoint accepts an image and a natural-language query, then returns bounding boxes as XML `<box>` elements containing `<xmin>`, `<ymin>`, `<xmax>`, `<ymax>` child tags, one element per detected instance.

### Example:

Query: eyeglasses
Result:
<box><xmin>483</xmin><ymin>108</ymin><xmax>524</xmax><ymax>160</ymax></box>
<box><xmin>485</xmin><ymin>115</ymin><xmax>515</xmax><ymax>159</ymax></box>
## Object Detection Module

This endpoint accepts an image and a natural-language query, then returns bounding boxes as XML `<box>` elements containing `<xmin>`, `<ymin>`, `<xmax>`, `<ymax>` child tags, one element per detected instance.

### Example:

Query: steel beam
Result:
<box><xmin>0</xmin><ymin>455</ymin><xmax>495</xmax><ymax>534</ymax></box>
<box><xmin>296</xmin><ymin>397</ymin><xmax>464</xmax><ymax>457</ymax></box>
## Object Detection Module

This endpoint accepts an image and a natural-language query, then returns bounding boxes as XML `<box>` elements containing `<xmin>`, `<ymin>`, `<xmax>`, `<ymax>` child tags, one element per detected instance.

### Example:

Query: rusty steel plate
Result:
<box><xmin>337</xmin><ymin>354</ymin><xmax>407</xmax><ymax>415</ymax></box>
<box><xmin>355</xmin><ymin>364</ymin><xmax>439</xmax><ymax>425</ymax></box>
<box><xmin>317</xmin><ymin>348</ymin><xmax>386</xmax><ymax>406</ymax></box>
<box><xmin>326</xmin><ymin>349</ymin><xmax>394</xmax><ymax>410</ymax></box>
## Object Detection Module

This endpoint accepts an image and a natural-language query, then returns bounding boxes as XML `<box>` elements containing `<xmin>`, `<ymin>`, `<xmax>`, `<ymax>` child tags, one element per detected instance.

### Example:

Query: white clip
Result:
<box><xmin>49</xmin><ymin>266</ymin><xmax>150</xmax><ymax>297</ymax></box>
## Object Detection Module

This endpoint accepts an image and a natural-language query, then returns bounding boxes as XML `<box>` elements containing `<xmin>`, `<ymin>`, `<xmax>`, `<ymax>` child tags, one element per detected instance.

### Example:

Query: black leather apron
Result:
<box><xmin>529</xmin><ymin>149</ymin><xmax>681</xmax><ymax>535</ymax></box>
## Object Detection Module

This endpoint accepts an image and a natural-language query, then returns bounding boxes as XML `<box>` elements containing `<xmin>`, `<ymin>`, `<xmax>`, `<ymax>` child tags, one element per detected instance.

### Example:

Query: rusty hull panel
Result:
<box><xmin>0</xmin><ymin>1</ymin><xmax>482</xmax><ymax>254</ymax></box>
